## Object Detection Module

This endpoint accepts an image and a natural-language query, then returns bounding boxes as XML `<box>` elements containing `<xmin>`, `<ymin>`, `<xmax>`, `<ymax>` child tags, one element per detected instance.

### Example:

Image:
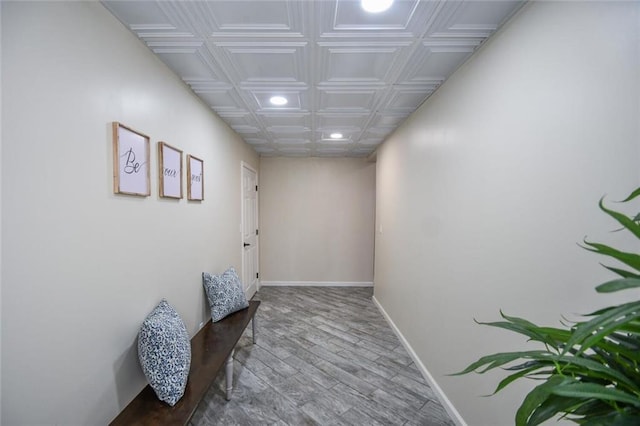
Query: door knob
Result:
<box><xmin>243</xmin><ymin>243</ymin><xmax>250</xmax><ymax>247</ymax></box>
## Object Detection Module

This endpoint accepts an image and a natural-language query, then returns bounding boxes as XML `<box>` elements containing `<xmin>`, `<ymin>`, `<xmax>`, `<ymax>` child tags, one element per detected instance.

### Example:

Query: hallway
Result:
<box><xmin>191</xmin><ymin>287</ymin><xmax>454</xmax><ymax>425</ymax></box>
<box><xmin>3</xmin><ymin>2</ymin><xmax>639</xmax><ymax>424</ymax></box>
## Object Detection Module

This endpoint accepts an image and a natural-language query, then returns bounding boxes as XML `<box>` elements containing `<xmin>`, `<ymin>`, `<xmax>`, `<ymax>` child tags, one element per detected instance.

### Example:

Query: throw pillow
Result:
<box><xmin>202</xmin><ymin>266</ymin><xmax>249</xmax><ymax>322</ymax></box>
<box><xmin>137</xmin><ymin>299</ymin><xmax>191</xmax><ymax>406</ymax></box>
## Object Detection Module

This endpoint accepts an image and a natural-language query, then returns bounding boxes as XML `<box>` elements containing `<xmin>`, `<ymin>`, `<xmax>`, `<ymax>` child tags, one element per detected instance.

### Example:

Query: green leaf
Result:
<box><xmin>490</xmin><ymin>365</ymin><xmax>546</xmax><ymax>395</ymax></box>
<box><xmin>451</xmin><ymin>351</ymin><xmax>552</xmax><ymax>376</ymax></box>
<box><xmin>581</xmin><ymin>241</ymin><xmax>640</xmax><ymax>273</ymax></box>
<box><xmin>618</xmin><ymin>187</ymin><xmax>640</xmax><ymax>203</ymax></box>
<box><xmin>591</xmin><ymin>346</ymin><xmax>640</xmax><ymax>388</ymax></box>
<box><xmin>475</xmin><ymin>319</ymin><xmax>558</xmax><ymax>349</ymax></box>
<box><xmin>570</xmin><ymin>399</ymin><xmax>615</xmax><ymax>417</ymax></box>
<box><xmin>499</xmin><ymin>311</ymin><xmax>540</xmax><ymax>329</ymax></box>
<box><xmin>607</xmin><ymin>332</ymin><xmax>640</xmax><ymax>351</ymax></box>
<box><xmin>549</xmin><ymin>354</ymin><xmax>639</xmax><ymax>391</ymax></box>
<box><xmin>527</xmin><ymin>395</ymin><xmax>585</xmax><ymax>426</ymax></box>
<box><xmin>578</xmin><ymin>311</ymin><xmax>640</xmax><ymax>356</ymax></box>
<box><xmin>476</xmin><ymin>312</ymin><xmax>574</xmax><ymax>349</ymax></box>
<box><xmin>601</xmin><ymin>264</ymin><xmax>640</xmax><ymax>279</ymax></box>
<box><xmin>597</xmin><ymin>278</ymin><xmax>640</xmax><ymax>293</ymax></box>
<box><xmin>550</xmin><ymin>383</ymin><xmax>640</xmax><ymax>407</ymax></box>
<box><xmin>515</xmin><ymin>375</ymin><xmax>571</xmax><ymax>426</ymax></box>
<box><xmin>584</xmin><ymin>305</ymin><xmax>618</xmax><ymax>316</ymax></box>
<box><xmin>599</xmin><ymin>197</ymin><xmax>640</xmax><ymax>240</ymax></box>
<box><xmin>501</xmin><ymin>312</ymin><xmax>571</xmax><ymax>348</ymax></box>
<box><xmin>563</xmin><ymin>301</ymin><xmax>640</xmax><ymax>355</ymax></box>
<box><xmin>615</xmin><ymin>322</ymin><xmax>640</xmax><ymax>335</ymax></box>
<box><xmin>580</xmin><ymin>412</ymin><xmax>640</xmax><ymax>426</ymax></box>
<box><xmin>537</xmin><ymin>326</ymin><xmax>572</xmax><ymax>343</ymax></box>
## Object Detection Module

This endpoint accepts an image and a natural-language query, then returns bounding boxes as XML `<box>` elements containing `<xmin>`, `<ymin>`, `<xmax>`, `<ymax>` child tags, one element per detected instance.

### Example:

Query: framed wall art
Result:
<box><xmin>187</xmin><ymin>155</ymin><xmax>204</xmax><ymax>201</ymax></box>
<box><xmin>158</xmin><ymin>142</ymin><xmax>183</xmax><ymax>199</ymax></box>
<box><xmin>112</xmin><ymin>122</ymin><xmax>150</xmax><ymax>196</ymax></box>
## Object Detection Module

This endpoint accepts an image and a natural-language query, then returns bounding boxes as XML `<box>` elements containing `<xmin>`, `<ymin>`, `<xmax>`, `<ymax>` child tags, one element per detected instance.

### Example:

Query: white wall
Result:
<box><xmin>260</xmin><ymin>157</ymin><xmax>375</xmax><ymax>285</ymax></box>
<box><xmin>374</xmin><ymin>2</ymin><xmax>640</xmax><ymax>425</ymax></box>
<box><xmin>1</xmin><ymin>2</ymin><xmax>258</xmax><ymax>424</ymax></box>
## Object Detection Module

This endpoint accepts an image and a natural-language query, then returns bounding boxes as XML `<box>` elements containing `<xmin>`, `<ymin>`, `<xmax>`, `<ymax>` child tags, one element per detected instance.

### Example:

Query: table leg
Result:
<box><xmin>252</xmin><ymin>317</ymin><xmax>257</xmax><ymax>344</ymax></box>
<box><xmin>225</xmin><ymin>348</ymin><xmax>235</xmax><ymax>401</ymax></box>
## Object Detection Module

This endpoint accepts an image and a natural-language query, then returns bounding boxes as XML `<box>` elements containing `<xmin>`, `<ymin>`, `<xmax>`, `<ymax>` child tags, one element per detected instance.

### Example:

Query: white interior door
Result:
<box><xmin>241</xmin><ymin>163</ymin><xmax>259</xmax><ymax>299</ymax></box>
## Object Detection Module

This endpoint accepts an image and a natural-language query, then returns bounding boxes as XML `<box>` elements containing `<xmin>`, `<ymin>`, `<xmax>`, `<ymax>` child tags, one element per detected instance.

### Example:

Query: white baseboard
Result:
<box><xmin>371</xmin><ymin>296</ymin><xmax>467</xmax><ymax>426</ymax></box>
<box><xmin>260</xmin><ymin>281</ymin><xmax>374</xmax><ymax>287</ymax></box>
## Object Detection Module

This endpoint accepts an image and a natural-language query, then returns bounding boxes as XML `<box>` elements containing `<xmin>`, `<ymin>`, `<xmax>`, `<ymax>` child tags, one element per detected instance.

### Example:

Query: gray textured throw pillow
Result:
<box><xmin>202</xmin><ymin>267</ymin><xmax>249</xmax><ymax>322</ymax></box>
<box><xmin>137</xmin><ymin>299</ymin><xmax>191</xmax><ymax>406</ymax></box>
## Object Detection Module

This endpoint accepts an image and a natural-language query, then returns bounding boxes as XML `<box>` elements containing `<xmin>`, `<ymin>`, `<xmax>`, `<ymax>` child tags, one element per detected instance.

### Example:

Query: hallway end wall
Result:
<box><xmin>260</xmin><ymin>157</ymin><xmax>375</xmax><ymax>285</ymax></box>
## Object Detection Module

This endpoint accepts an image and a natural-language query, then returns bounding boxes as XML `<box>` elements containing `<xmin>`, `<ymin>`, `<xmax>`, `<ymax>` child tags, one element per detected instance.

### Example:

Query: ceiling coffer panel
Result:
<box><xmin>316</xmin><ymin>113</ymin><xmax>368</xmax><ymax>132</ymax></box>
<box><xmin>249</xmin><ymin>89</ymin><xmax>306</xmax><ymax>111</ymax></box>
<box><xmin>274</xmin><ymin>138</ymin><xmax>312</xmax><ymax>145</ymax></box>
<box><xmin>369</xmin><ymin>114</ymin><xmax>409</xmax><ymax>128</ymax></box>
<box><xmin>258</xmin><ymin>113</ymin><xmax>311</xmax><ymax>128</ymax></box>
<box><xmin>383</xmin><ymin>84</ymin><xmax>438</xmax><ymax>113</ymax></box>
<box><xmin>277</xmin><ymin>146</ymin><xmax>312</xmax><ymax>154</ymax></box>
<box><xmin>317</xmin><ymin>88</ymin><xmax>380</xmax><ymax>113</ymax></box>
<box><xmin>331</xmin><ymin>0</ymin><xmax>418</xmax><ymax>32</ymax></box>
<box><xmin>317</xmin><ymin>41</ymin><xmax>411</xmax><ymax>85</ymax></box>
<box><xmin>101</xmin><ymin>0</ymin><xmax>525</xmax><ymax>157</ymax></box>
<box><xmin>358</xmin><ymin>138</ymin><xmax>385</xmax><ymax>146</ymax></box>
<box><xmin>245</xmin><ymin>138</ymin><xmax>269</xmax><ymax>145</ymax></box>
<box><xmin>318</xmin><ymin>137</ymin><xmax>352</xmax><ymax>146</ymax></box>
<box><xmin>425</xmin><ymin>0</ymin><xmax>524</xmax><ymax>39</ymax></box>
<box><xmin>268</xmin><ymin>127</ymin><xmax>311</xmax><ymax>136</ymax></box>
<box><xmin>194</xmin><ymin>89</ymin><xmax>246</xmax><ymax>113</ymax></box>
<box><xmin>398</xmin><ymin>41</ymin><xmax>478</xmax><ymax>84</ymax></box>
<box><xmin>149</xmin><ymin>47</ymin><xmax>221</xmax><ymax>81</ymax></box>
<box><xmin>216</xmin><ymin>111</ymin><xmax>256</xmax><ymax>128</ymax></box>
<box><xmin>214</xmin><ymin>42</ymin><xmax>308</xmax><ymax>85</ymax></box>
<box><xmin>192</xmin><ymin>0</ymin><xmax>307</xmax><ymax>37</ymax></box>
<box><xmin>231</xmin><ymin>125</ymin><xmax>262</xmax><ymax>135</ymax></box>
<box><xmin>317</xmin><ymin>0</ymin><xmax>441</xmax><ymax>39</ymax></box>
<box><xmin>102</xmin><ymin>1</ymin><xmax>173</xmax><ymax>30</ymax></box>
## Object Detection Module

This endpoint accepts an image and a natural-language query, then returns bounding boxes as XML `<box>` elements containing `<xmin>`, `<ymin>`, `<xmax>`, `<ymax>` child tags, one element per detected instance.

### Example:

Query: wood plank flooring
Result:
<box><xmin>190</xmin><ymin>286</ymin><xmax>455</xmax><ymax>426</ymax></box>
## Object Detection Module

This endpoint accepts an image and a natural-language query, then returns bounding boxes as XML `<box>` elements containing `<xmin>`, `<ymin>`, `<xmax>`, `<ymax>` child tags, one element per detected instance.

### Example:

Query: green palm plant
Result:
<box><xmin>454</xmin><ymin>188</ymin><xmax>640</xmax><ymax>425</ymax></box>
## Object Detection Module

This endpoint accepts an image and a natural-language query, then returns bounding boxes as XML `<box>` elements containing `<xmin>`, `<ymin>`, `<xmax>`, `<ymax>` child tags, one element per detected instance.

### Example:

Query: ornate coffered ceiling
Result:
<box><xmin>102</xmin><ymin>0</ymin><xmax>524</xmax><ymax>157</ymax></box>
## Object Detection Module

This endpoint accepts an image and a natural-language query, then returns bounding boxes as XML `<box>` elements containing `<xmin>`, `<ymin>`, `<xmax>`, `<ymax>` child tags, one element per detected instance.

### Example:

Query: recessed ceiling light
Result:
<box><xmin>330</xmin><ymin>132</ymin><xmax>344</xmax><ymax>139</ymax></box>
<box><xmin>269</xmin><ymin>96</ymin><xmax>288</xmax><ymax>106</ymax></box>
<box><xmin>361</xmin><ymin>0</ymin><xmax>393</xmax><ymax>13</ymax></box>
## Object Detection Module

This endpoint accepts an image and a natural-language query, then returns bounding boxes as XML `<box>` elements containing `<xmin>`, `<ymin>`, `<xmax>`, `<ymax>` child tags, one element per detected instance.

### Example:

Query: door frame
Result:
<box><xmin>240</xmin><ymin>161</ymin><xmax>259</xmax><ymax>297</ymax></box>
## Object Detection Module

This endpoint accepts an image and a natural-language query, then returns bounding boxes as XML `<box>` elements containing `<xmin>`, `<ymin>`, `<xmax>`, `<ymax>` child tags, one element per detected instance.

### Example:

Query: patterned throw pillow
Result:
<box><xmin>137</xmin><ymin>299</ymin><xmax>191</xmax><ymax>406</ymax></box>
<box><xmin>202</xmin><ymin>267</ymin><xmax>249</xmax><ymax>322</ymax></box>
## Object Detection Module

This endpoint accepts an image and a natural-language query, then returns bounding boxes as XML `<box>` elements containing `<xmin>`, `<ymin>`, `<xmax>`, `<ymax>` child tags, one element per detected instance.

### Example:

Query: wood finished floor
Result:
<box><xmin>190</xmin><ymin>286</ymin><xmax>455</xmax><ymax>426</ymax></box>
